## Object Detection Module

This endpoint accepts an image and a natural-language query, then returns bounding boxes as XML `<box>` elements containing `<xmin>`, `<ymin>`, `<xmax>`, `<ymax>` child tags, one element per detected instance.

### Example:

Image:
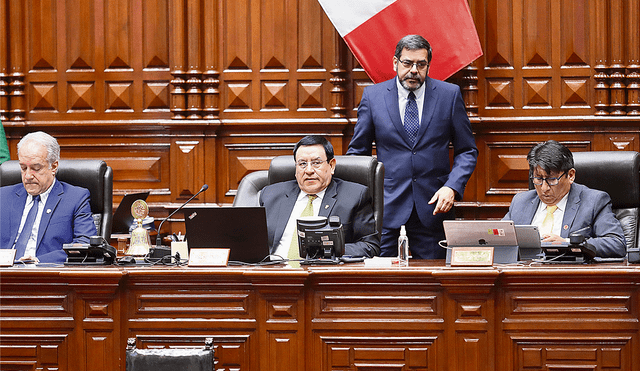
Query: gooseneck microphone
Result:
<box><xmin>155</xmin><ymin>184</ymin><xmax>208</xmax><ymax>248</ymax></box>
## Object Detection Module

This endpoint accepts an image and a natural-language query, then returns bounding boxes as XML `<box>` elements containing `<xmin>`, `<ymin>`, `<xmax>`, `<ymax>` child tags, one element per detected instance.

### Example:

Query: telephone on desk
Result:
<box><xmin>64</xmin><ymin>236</ymin><xmax>117</xmax><ymax>265</ymax></box>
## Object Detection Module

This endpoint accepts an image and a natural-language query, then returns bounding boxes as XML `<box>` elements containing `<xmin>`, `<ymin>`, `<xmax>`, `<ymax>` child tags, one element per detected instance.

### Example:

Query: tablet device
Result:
<box><xmin>514</xmin><ymin>225</ymin><xmax>543</xmax><ymax>260</ymax></box>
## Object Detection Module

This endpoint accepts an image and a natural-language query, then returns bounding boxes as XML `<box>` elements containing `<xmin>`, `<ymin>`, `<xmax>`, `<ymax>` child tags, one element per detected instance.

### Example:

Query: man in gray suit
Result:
<box><xmin>504</xmin><ymin>140</ymin><xmax>625</xmax><ymax>258</ymax></box>
<box><xmin>259</xmin><ymin>135</ymin><xmax>380</xmax><ymax>260</ymax></box>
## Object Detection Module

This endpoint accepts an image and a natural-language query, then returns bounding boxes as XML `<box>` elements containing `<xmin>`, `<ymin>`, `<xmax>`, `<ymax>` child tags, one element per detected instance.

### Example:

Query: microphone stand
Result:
<box><xmin>155</xmin><ymin>184</ymin><xmax>208</xmax><ymax>248</ymax></box>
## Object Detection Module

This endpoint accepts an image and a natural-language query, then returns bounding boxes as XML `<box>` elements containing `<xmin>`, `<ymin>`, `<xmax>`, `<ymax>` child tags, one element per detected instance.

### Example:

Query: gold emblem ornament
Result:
<box><xmin>126</xmin><ymin>200</ymin><xmax>152</xmax><ymax>256</ymax></box>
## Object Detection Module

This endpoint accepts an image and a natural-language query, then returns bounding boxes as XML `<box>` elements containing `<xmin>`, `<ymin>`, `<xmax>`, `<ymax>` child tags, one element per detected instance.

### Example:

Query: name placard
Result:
<box><xmin>188</xmin><ymin>248</ymin><xmax>230</xmax><ymax>267</ymax></box>
<box><xmin>0</xmin><ymin>249</ymin><xmax>16</xmax><ymax>267</ymax></box>
<box><xmin>450</xmin><ymin>247</ymin><xmax>494</xmax><ymax>266</ymax></box>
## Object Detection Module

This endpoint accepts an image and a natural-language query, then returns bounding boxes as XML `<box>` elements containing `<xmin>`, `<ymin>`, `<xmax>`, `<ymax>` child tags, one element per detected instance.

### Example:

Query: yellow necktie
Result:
<box><xmin>289</xmin><ymin>195</ymin><xmax>317</xmax><ymax>265</ymax></box>
<box><xmin>540</xmin><ymin>205</ymin><xmax>558</xmax><ymax>235</ymax></box>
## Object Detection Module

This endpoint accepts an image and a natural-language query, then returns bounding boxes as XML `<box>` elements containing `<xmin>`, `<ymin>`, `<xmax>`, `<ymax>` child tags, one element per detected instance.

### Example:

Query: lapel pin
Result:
<box><xmin>563</xmin><ymin>225</ymin><xmax>568</xmax><ymax>230</ymax></box>
<box><xmin>47</xmin><ymin>209</ymin><xmax>52</xmax><ymax>214</ymax></box>
<box><xmin>325</xmin><ymin>205</ymin><xmax>329</xmax><ymax>209</ymax></box>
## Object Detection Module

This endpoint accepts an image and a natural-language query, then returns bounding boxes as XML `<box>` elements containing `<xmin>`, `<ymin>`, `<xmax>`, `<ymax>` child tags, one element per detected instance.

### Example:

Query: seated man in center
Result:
<box><xmin>503</xmin><ymin>140</ymin><xmax>626</xmax><ymax>258</ymax></box>
<box><xmin>259</xmin><ymin>135</ymin><xmax>380</xmax><ymax>261</ymax></box>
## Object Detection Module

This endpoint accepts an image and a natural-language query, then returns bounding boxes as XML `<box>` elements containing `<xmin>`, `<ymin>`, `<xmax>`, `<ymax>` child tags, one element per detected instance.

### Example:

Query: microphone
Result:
<box><xmin>155</xmin><ymin>184</ymin><xmax>208</xmax><ymax>248</ymax></box>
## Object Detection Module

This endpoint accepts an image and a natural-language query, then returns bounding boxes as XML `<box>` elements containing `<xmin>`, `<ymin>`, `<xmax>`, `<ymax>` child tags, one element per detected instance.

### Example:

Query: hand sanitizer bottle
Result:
<box><xmin>398</xmin><ymin>225</ymin><xmax>409</xmax><ymax>266</ymax></box>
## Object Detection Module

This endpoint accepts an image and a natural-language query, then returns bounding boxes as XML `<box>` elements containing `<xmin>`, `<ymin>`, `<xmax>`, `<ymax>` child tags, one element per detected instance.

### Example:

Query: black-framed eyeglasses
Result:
<box><xmin>398</xmin><ymin>59</ymin><xmax>429</xmax><ymax>70</ymax></box>
<box><xmin>531</xmin><ymin>171</ymin><xmax>567</xmax><ymax>186</ymax></box>
<box><xmin>296</xmin><ymin>159</ymin><xmax>328</xmax><ymax>170</ymax></box>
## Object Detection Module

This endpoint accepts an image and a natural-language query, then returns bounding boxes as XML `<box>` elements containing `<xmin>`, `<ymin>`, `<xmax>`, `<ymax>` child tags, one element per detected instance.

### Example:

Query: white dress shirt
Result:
<box><xmin>273</xmin><ymin>189</ymin><xmax>326</xmax><ymax>258</ymax></box>
<box><xmin>14</xmin><ymin>179</ymin><xmax>57</xmax><ymax>258</ymax></box>
<box><xmin>396</xmin><ymin>77</ymin><xmax>426</xmax><ymax>126</ymax></box>
<box><xmin>531</xmin><ymin>192</ymin><xmax>569</xmax><ymax>236</ymax></box>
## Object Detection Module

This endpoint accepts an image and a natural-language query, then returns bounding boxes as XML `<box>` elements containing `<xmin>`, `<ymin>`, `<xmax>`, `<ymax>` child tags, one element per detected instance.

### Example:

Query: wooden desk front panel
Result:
<box><xmin>1</xmin><ymin>265</ymin><xmax>639</xmax><ymax>371</ymax></box>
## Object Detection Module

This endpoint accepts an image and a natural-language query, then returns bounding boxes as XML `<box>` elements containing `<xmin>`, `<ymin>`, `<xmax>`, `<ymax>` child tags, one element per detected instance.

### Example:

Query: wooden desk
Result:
<box><xmin>1</xmin><ymin>262</ymin><xmax>640</xmax><ymax>371</ymax></box>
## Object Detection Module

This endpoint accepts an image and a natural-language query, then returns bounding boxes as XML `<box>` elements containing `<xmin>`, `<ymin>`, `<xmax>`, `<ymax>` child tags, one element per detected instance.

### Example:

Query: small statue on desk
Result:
<box><xmin>126</xmin><ymin>200</ymin><xmax>152</xmax><ymax>256</ymax></box>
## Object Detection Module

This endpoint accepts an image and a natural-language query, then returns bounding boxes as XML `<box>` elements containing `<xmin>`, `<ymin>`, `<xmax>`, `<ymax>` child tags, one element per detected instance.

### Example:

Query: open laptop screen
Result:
<box><xmin>183</xmin><ymin>206</ymin><xmax>270</xmax><ymax>263</ymax></box>
<box><xmin>443</xmin><ymin>220</ymin><xmax>518</xmax><ymax>247</ymax></box>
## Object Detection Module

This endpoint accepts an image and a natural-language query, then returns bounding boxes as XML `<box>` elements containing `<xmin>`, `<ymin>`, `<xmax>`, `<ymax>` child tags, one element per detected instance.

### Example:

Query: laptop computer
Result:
<box><xmin>183</xmin><ymin>206</ymin><xmax>270</xmax><ymax>263</ymax></box>
<box><xmin>111</xmin><ymin>192</ymin><xmax>150</xmax><ymax>233</ymax></box>
<box><xmin>443</xmin><ymin>220</ymin><xmax>519</xmax><ymax>264</ymax></box>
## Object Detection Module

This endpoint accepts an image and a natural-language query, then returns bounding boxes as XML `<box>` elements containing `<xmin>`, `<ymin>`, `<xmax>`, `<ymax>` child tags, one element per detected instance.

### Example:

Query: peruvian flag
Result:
<box><xmin>317</xmin><ymin>0</ymin><xmax>483</xmax><ymax>83</ymax></box>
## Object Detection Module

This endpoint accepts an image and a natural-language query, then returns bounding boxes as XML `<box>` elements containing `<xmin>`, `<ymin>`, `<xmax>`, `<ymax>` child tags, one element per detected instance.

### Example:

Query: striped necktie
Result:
<box><xmin>15</xmin><ymin>195</ymin><xmax>40</xmax><ymax>259</ymax></box>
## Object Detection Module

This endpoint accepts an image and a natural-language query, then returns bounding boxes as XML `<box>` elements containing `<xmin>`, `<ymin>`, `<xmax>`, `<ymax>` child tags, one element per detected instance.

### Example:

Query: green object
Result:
<box><xmin>0</xmin><ymin>121</ymin><xmax>9</xmax><ymax>164</ymax></box>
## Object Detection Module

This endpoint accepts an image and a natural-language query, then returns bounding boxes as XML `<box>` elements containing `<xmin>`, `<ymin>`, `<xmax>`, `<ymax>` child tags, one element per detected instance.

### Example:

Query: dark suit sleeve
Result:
<box><xmin>346</xmin><ymin>87</ymin><xmax>375</xmax><ymax>156</ymax></box>
<box><xmin>71</xmin><ymin>189</ymin><xmax>98</xmax><ymax>243</ymax></box>
<box><xmin>587</xmin><ymin>192</ymin><xmax>626</xmax><ymax>258</ymax></box>
<box><xmin>446</xmin><ymin>87</ymin><xmax>478</xmax><ymax>199</ymax></box>
<box><xmin>36</xmin><ymin>188</ymin><xmax>96</xmax><ymax>263</ymax></box>
<box><xmin>343</xmin><ymin>186</ymin><xmax>380</xmax><ymax>258</ymax></box>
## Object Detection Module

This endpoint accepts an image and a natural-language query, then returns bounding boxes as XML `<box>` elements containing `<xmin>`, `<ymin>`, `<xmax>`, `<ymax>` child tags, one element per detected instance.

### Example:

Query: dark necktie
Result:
<box><xmin>15</xmin><ymin>195</ymin><xmax>40</xmax><ymax>259</ymax></box>
<box><xmin>404</xmin><ymin>91</ymin><xmax>419</xmax><ymax>142</ymax></box>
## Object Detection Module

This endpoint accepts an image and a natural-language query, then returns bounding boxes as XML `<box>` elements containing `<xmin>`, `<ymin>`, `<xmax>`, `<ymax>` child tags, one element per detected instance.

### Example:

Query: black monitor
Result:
<box><xmin>296</xmin><ymin>216</ymin><xmax>345</xmax><ymax>260</ymax></box>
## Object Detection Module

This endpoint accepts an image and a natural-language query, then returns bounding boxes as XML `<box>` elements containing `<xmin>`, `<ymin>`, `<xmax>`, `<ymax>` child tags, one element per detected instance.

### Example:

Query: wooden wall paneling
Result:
<box><xmin>609</xmin><ymin>0</ymin><xmax>626</xmax><ymax>115</ymax></box>
<box><xmin>558</xmin><ymin>0</ymin><xmax>592</xmax><ymax>112</ymax></box>
<box><xmin>0</xmin><ymin>0</ymin><xmax>8</xmax><ymax>121</ymax></box>
<box><xmin>220</xmin><ymin>0</ymin><xmax>251</xmax><ymax>117</ymax></box>
<box><xmin>8</xmin><ymin>0</ymin><xmax>25</xmax><ymax>121</ymax></box>
<box><xmin>185</xmin><ymin>0</ymin><xmax>203</xmax><ymax>120</ymax></box>
<box><xmin>54</xmin><ymin>133</ymin><xmax>172</xmax><ymax>200</ymax></box>
<box><xmin>627</xmin><ymin>0</ymin><xmax>640</xmax><ymax>115</ymax></box>
<box><xmin>594</xmin><ymin>0</ymin><xmax>610</xmax><ymax>115</ymax></box>
<box><xmin>202</xmin><ymin>0</ymin><xmax>220</xmax><ymax>120</ymax></box>
<box><xmin>482</xmin><ymin>0</ymin><xmax>515</xmax><ymax>116</ymax></box>
<box><xmin>170</xmin><ymin>0</ymin><xmax>187</xmax><ymax>119</ymax></box>
<box><xmin>170</xmin><ymin>135</ymin><xmax>205</xmax><ymax>203</ymax></box>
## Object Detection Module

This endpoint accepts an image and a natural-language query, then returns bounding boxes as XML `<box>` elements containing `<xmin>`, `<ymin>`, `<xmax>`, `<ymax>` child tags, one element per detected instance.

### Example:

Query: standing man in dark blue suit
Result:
<box><xmin>0</xmin><ymin>131</ymin><xmax>97</xmax><ymax>263</ymax></box>
<box><xmin>504</xmin><ymin>140</ymin><xmax>625</xmax><ymax>258</ymax></box>
<box><xmin>347</xmin><ymin>34</ymin><xmax>478</xmax><ymax>259</ymax></box>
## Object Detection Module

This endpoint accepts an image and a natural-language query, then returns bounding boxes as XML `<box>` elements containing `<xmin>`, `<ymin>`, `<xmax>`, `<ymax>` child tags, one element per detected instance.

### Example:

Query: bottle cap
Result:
<box><xmin>400</xmin><ymin>225</ymin><xmax>407</xmax><ymax>236</ymax></box>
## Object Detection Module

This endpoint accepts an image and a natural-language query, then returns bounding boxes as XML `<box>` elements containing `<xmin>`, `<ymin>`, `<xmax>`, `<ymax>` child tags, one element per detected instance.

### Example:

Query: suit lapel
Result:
<box><xmin>384</xmin><ymin>79</ymin><xmax>414</xmax><ymax>147</ymax></box>
<box><xmin>415</xmin><ymin>77</ymin><xmax>438</xmax><ymax>143</ymax></box>
<box><xmin>36</xmin><ymin>181</ymin><xmax>63</xmax><ymax>249</ymax></box>
<box><xmin>271</xmin><ymin>182</ymin><xmax>300</xmax><ymax>248</ymax></box>
<box><xmin>9</xmin><ymin>186</ymin><xmax>28</xmax><ymax>246</ymax></box>
<box><xmin>523</xmin><ymin>192</ymin><xmax>541</xmax><ymax>224</ymax></box>
<box><xmin>561</xmin><ymin>185</ymin><xmax>580</xmax><ymax>238</ymax></box>
<box><xmin>318</xmin><ymin>181</ymin><xmax>337</xmax><ymax>218</ymax></box>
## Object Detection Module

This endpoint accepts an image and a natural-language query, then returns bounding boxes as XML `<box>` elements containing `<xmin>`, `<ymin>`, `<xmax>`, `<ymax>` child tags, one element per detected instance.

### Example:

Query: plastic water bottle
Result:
<box><xmin>398</xmin><ymin>225</ymin><xmax>409</xmax><ymax>266</ymax></box>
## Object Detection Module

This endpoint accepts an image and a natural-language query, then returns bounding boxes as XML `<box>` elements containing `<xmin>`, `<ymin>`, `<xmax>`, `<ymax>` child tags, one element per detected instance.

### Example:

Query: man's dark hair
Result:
<box><xmin>394</xmin><ymin>34</ymin><xmax>432</xmax><ymax>64</ymax></box>
<box><xmin>527</xmin><ymin>140</ymin><xmax>574</xmax><ymax>177</ymax></box>
<box><xmin>293</xmin><ymin>135</ymin><xmax>334</xmax><ymax>161</ymax></box>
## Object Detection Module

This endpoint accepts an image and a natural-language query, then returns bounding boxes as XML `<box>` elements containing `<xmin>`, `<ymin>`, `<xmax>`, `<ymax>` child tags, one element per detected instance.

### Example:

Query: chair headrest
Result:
<box><xmin>268</xmin><ymin>155</ymin><xmax>378</xmax><ymax>190</ymax></box>
<box><xmin>572</xmin><ymin>151</ymin><xmax>640</xmax><ymax>208</ymax></box>
<box><xmin>0</xmin><ymin>159</ymin><xmax>108</xmax><ymax>213</ymax></box>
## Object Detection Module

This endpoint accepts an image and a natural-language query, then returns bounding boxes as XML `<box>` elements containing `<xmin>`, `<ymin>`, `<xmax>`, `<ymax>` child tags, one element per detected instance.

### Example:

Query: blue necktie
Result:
<box><xmin>15</xmin><ymin>195</ymin><xmax>40</xmax><ymax>259</ymax></box>
<box><xmin>404</xmin><ymin>91</ymin><xmax>419</xmax><ymax>142</ymax></box>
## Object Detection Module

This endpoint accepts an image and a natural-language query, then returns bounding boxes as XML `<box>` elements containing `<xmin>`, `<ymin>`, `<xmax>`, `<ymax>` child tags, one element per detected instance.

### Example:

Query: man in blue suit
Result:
<box><xmin>347</xmin><ymin>35</ymin><xmax>478</xmax><ymax>259</ymax></box>
<box><xmin>504</xmin><ymin>140</ymin><xmax>625</xmax><ymax>258</ymax></box>
<box><xmin>0</xmin><ymin>131</ymin><xmax>97</xmax><ymax>263</ymax></box>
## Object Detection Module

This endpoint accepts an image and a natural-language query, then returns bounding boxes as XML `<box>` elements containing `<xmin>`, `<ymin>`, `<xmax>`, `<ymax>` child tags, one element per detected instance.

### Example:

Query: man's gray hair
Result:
<box><xmin>17</xmin><ymin>131</ymin><xmax>60</xmax><ymax>165</ymax></box>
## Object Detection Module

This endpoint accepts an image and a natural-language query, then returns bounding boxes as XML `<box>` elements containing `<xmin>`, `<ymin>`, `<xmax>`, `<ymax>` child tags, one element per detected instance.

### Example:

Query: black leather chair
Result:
<box><xmin>126</xmin><ymin>338</ymin><xmax>215</xmax><ymax>371</ymax></box>
<box><xmin>233</xmin><ymin>155</ymin><xmax>385</xmax><ymax>237</ymax></box>
<box><xmin>0</xmin><ymin>159</ymin><xmax>113</xmax><ymax>242</ymax></box>
<box><xmin>572</xmin><ymin>151</ymin><xmax>640</xmax><ymax>254</ymax></box>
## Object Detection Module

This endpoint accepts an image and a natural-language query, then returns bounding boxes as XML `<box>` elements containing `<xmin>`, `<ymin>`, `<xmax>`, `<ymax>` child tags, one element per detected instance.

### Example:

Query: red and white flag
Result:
<box><xmin>317</xmin><ymin>0</ymin><xmax>483</xmax><ymax>83</ymax></box>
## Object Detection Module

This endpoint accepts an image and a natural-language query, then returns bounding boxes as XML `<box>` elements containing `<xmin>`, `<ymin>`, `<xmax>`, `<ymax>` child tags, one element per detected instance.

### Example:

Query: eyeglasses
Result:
<box><xmin>296</xmin><ymin>160</ymin><xmax>328</xmax><ymax>170</ymax></box>
<box><xmin>398</xmin><ymin>59</ymin><xmax>429</xmax><ymax>70</ymax></box>
<box><xmin>531</xmin><ymin>171</ymin><xmax>567</xmax><ymax>186</ymax></box>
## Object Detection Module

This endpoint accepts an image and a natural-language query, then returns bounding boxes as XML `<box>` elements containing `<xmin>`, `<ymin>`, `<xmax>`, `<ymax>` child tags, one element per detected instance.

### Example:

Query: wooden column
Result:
<box><xmin>170</xmin><ymin>0</ymin><xmax>187</xmax><ymax>119</ymax></box>
<box><xmin>202</xmin><ymin>0</ymin><xmax>220</xmax><ymax>120</ymax></box>
<box><xmin>8</xmin><ymin>0</ymin><xmax>25</xmax><ymax>121</ymax></box>
<box><xmin>594</xmin><ymin>0</ymin><xmax>610</xmax><ymax>115</ymax></box>
<box><xmin>626</xmin><ymin>0</ymin><xmax>640</xmax><ymax>115</ymax></box>
<box><xmin>609</xmin><ymin>0</ymin><xmax>626</xmax><ymax>115</ymax></box>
